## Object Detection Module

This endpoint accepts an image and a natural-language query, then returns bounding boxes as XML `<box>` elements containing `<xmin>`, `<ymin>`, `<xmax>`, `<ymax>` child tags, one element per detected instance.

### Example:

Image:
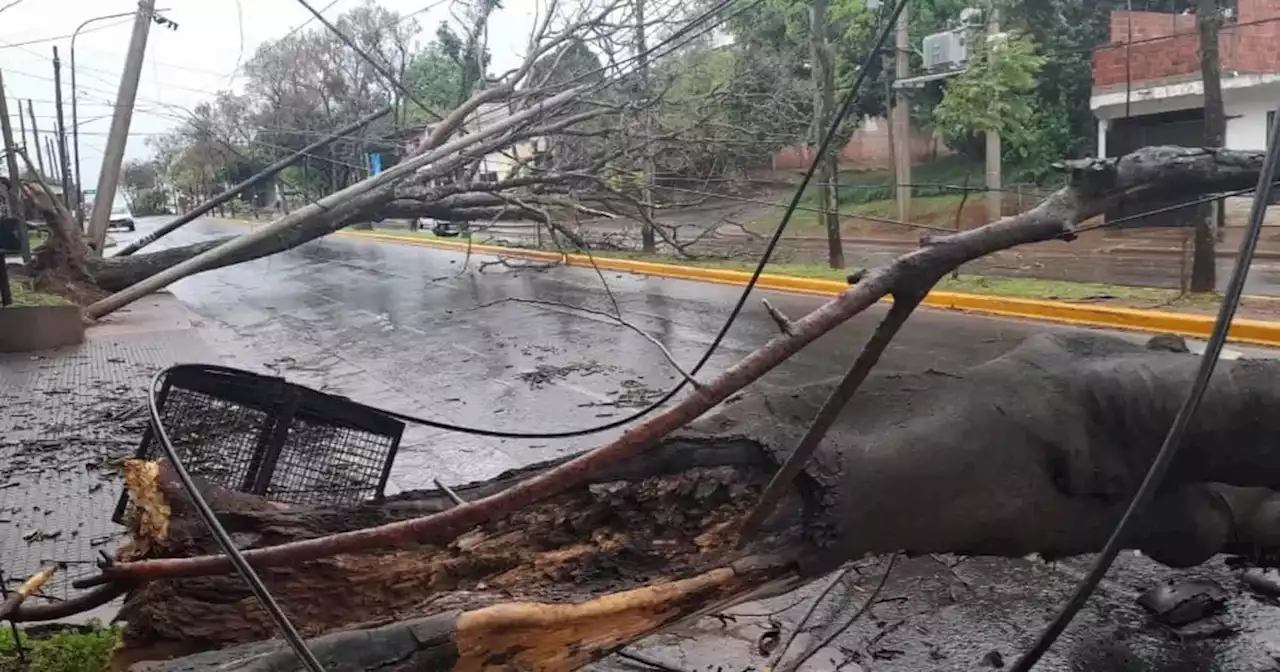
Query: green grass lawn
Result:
<box><xmin>748</xmin><ymin>193</ymin><xmax>976</xmax><ymax>236</ymax></box>
<box><xmin>0</xmin><ymin>624</ymin><xmax>118</xmax><ymax>672</ymax></box>
<box><xmin>611</xmin><ymin>255</ymin><xmax>1216</xmax><ymax>305</ymax></box>
<box><xmin>364</xmin><ymin>227</ymin><xmax>1223</xmax><ymax>310</ymax></box>
<box><xmin>8</xmin><ymin>278</ymin><xmax>72</xmax><ymax>307</ymax></box>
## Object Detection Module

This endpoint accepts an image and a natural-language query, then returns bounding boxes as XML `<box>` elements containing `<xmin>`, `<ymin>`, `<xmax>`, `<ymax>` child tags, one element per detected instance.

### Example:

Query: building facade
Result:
<box><xmin>1092</xmin><ymin>0</ymin><xmax>1280</xmax><ymax>157</ymax></box>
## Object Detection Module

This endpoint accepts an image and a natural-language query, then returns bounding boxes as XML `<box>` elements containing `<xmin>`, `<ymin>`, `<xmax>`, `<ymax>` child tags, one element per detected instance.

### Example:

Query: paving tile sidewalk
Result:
<box><xmin>0</xmin><ymin>294</ymin><xmax>219</xmax><ymax>621</ymax></box>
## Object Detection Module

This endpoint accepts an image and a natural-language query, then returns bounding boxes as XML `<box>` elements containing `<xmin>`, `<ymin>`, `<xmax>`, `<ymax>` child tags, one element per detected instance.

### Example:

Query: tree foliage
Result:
<box><xmin>933</xmin><ymin>30</ymin><xmax>1049</xmax><ymax>171</ymax></box>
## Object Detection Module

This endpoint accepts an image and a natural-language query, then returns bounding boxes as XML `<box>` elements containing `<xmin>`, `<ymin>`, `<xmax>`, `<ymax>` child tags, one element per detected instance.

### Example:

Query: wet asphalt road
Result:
<box><xmin>105</xmin><ymin>217</ymin><xmax>1280</xmax><ymax>671</ymax></box>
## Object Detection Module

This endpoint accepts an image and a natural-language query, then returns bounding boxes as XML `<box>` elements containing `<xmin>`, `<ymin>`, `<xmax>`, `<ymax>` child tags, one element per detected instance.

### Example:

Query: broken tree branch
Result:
<box><xmin>84</xmin><ymin>84</ymin><xmax>591</xmax><ymax>320</ymax></box>
<box><xmin>764</xmin><ymin>565</ymin><xmax>853</xmax><ymax>672</ymax></box>
<box><xmin>0</xmin><ymin>565</ymin><xmax>57</xmax><ymax>621</ymax></box>
<box><xmin>75</xmin><ymin>146</ymin><xmax>1270</xmax><ymax>585</ymax></box>
<box><xmin>761</xmin><ymin>299</ymin><xmax>794</xmax><ymax>336</ymax></box>
<box><xmin>777</xmin><ymin>554</ymin><xmax>900</xmax><ymax>672</ymax></box>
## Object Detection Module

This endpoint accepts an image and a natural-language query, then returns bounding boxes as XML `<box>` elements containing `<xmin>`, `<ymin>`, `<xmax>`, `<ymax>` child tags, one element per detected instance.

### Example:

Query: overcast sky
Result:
<box><xmin>0</xmin><ymin>0</ymin><xmax>536</xmax><ymax>192</ymax></box>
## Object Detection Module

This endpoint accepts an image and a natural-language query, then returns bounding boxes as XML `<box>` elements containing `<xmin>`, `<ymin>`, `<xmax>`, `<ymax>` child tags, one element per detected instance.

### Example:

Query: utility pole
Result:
<box><xmin>26</xmin><ymin>100</ymin><xmax>44</xmax><ymax>178</ymax></box>
<box><xmin>985</xmin><ymin>6</ymin><xmax>1002</xmax><ymax>224</ymax></box>
<box><xmin>892</xmin><ymin>4</ymin><xmax>911</xmax><ymax>225</ymax></box>
<box><xmin>44</xmin><ymin>138</ymin><xmax>58</xmax><ymax>183</ymax></box>
<box><xmin>1192</xmin><ymin>0</ymin><xmax>1222</xmax><ymax>293</ymax></box>
<box><xmin>811</xmin><ymin>0</ymin><xmax>843</xmax><ymax>268</ymax></box>
<box><xmin>635</xmin><ymin>0</ymin><xmax>656</xmax><ymax>253</ymax></box>
<box><xmin>16</xmin><ymin>97</ymin><xmax>25</xmax><ymax>157</ymax></box>
<box><xmin>0</xmin><ymin>71</ymin><xmax>30</xmax><ymax>262</ymax></box>
<box><xmin>52</xmin><ymin>47</ymin><xmax>72</xmax><ymax>211</ymax></box>
<box><xmin>87</xmin><ymin>0</ymin><xmax>155</xmax><ymax>254</ymax></box>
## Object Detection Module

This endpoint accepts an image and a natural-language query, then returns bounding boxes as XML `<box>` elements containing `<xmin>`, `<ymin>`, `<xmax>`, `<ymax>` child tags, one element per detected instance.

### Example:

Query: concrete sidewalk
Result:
<box><xmin>0</xmin><ymin>294</ymin><xmax>219</xmax><ymax>620</ymax></box>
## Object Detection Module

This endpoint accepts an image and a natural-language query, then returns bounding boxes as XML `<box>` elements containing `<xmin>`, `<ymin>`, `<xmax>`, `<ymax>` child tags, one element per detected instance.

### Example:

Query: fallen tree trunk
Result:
<box><xmin>114</xmin><ymin>440</ymin><xmax>808</xmax><ymax>667</ymax></box>
<box><xmin>112</xmin><ymin>332</ymin><xmax>1280</xmax><ymax>669</ymax></box>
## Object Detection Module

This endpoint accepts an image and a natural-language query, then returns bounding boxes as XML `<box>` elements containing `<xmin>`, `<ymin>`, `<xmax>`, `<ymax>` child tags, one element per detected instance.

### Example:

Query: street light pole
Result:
<box><xmin>70</xmin><ymin>10</ymin><xmax>138</xmax><ymax>230</ymax></box>
<box><xmin>86</xmin><ymin>0</ymin><xmax>181</xmax><ymax>253</ymax></box>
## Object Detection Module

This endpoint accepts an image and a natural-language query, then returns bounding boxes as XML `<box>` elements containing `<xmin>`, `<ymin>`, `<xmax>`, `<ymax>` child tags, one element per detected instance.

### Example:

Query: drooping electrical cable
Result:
<box><xmin>1009</xmin><ymin>111</ymin><xmax>1280</xmax><ymax>671</ymax></box>
<box><xmin>333</xmin><ymin>0</ymin><xmax>911</xmax><ymax>440</ymax></box>
<box><xmin>134</xmin><ymin>7</ymin><xmax>908</xmax><ymax>658</ymax></box>
<box><xmin>126</xmin><ymin>0</ymin><xmax>896</xmax><ymax>443</ymax></box>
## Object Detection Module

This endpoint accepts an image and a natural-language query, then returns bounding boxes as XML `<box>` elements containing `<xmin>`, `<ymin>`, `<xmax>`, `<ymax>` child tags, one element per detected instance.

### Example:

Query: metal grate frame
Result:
<box><xmin>113</xmin><ymin>364</ymin><xmax>404</xmax><ymax>523</ymax></box>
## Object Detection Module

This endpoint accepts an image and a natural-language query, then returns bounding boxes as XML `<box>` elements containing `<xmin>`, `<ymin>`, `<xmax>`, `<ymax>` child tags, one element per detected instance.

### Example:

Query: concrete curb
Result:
<box><xmin>1106</xmin><ymin>244</ymin><xmax>1280</xmax><ymax>260</ymax></box>
<box><xmin>222</xmin><ymin>221</ymin><xmax>1280</xmax><ymax>347</ymax></box>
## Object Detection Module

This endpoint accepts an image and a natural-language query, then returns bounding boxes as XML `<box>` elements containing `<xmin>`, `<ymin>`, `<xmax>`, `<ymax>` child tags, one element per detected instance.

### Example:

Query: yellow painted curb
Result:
<box><xmin>222</xmin><ymin>220</ymin><xmax>1280</xmax><ymax>347</ymax></box>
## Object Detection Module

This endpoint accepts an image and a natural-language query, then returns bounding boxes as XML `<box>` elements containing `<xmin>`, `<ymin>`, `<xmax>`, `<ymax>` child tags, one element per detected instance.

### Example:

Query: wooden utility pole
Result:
<box><xmin>635</xmin><ymin>0</ymin><xmax>656</xmax><ymax>254</ymax></box>
<box><xmin>0</xmin><ymin>71</ymin><xmax>31</xmax><ymax>262</ymax></box>
<box><xmin>1192</xmin><ymin>0</ymin><xmax>1222</xmax><ymax>293</ymax></box>
<box><xmin>985</xmin><ymin>6</ymin><xmax>1002</xmax><ymax>224</ymax></box>
<box><xmin>26</xmin><ymin>100</ymin><xmax>44</xmax><ymax>178</ymax></box>
<box><xmin>16</xmin><ymin>97</ymin><xmax>25</xmax><ymax>156</ymax></box>
<box><xmin>87</xmin><ymin>0</ymin><xmax>155</xmax><ymax>253</ymax></box>
<box><xmin>892</xmin><ymin>4</ymin><xmax>911</xmax><ymax>225</ymax></box>
<box><xmin>44</xmin><ymin>138</ymin><xmax>58</xmax><ymax>182</ymax></box>
<box><xmin>811</xmin><ymin>0</ymin><xmax>843</xmax><ymax>268</ymax></box>
<box><xmin>52</xmin><ymin>47</ymin><xmax>72</xmax><ymax>211</ymax></box>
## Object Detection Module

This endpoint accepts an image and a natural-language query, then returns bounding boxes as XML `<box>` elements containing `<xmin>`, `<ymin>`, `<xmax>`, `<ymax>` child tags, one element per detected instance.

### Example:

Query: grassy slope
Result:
<box><xmin>9</xmin><ymin>278</ymin><xmax>72</xmax><ymax>307</ymax></box>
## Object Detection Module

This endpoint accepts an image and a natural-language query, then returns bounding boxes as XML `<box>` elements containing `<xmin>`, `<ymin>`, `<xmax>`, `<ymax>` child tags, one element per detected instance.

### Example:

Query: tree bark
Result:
<box><xmin>810</xmin><ymin>0</ymin><xmax>843</xmax><ymax>269</ymax></box>
<box><xmin>1193</xmin><ymin>0</ymin><xmax>1224</xmax><ymax>293</ymax></box>
<box><xmin>107</xmin><ymin>331</ymin><xmax>1280</xmax><ymax>670</ymax></box>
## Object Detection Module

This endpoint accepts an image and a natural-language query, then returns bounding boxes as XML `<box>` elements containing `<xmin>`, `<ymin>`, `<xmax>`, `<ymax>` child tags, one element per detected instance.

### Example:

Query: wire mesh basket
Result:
<box><xmin>113</xmin><ymin>364</ymin><xmax>404</xmax><ymax>524</ymax></box>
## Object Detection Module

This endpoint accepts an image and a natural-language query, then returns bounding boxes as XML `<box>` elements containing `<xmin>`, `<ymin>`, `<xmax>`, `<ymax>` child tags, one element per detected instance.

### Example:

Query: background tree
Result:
<box><xmin>1194</xmin><ymin>0</ymin><xmax>1224</xmax><ymax>293</ymax></box>
<box><xmin>932</xmin><ymin>30</ymin><xmax>1049</xmax><ymax>175</ymax></box>
<box><xmin>120</xmin><ymin>159</ymin><xmax>160</xmax><ymax>214</ymax></box>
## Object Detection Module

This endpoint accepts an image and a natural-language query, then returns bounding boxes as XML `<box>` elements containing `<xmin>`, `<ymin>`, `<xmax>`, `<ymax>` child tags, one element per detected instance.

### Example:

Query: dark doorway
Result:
<box><xmin>1105</xmin><ymin>107</ymin><xmax>1205</xmax><ymax>228</ymax></box>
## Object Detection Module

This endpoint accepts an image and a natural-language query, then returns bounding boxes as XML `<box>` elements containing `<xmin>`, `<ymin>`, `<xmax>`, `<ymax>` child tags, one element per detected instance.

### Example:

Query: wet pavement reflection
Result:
<box><xmin>106</xmin><ymin>218</ymin><xmax>1280</xmax><ymax>671</ymax></box>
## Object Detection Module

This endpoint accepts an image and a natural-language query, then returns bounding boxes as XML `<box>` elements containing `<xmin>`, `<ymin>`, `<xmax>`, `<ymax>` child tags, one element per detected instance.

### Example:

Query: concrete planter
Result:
<box><xmin>0</xmin><ymin>304</ymin><xmax>85</xmax><ymax>353</ymax></box>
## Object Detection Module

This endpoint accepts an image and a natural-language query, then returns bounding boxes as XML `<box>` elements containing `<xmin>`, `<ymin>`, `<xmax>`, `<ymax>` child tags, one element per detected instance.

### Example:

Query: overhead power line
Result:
<box><xmin>0</xmin><ymin>17</ymin><xmax>135</xmax><ymax>49</ymax></box>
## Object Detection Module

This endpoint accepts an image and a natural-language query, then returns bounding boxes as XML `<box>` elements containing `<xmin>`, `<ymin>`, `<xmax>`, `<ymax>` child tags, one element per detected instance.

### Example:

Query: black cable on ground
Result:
<box><xmin>1009</xmin><ymin>114</ymin><xmax>1280</xmax><ymax>670</ymax></box>
<box><xmin>146</xmin><ymin>368</ymin><xmax>326</xmax><ymax>671</ymax></box>
<box><xmin>331</xmin><ymin>0</ymin><xmax>909</xmax><ymax>441</ymax></box>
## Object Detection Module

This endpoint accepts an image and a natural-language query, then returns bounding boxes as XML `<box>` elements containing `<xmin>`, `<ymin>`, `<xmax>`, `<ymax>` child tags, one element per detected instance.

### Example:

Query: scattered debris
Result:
<box><xmin>611</xmin><ymin>379</ymin><xmax>665</xmax><ymax>407</ymax></box>
<box><xmin>1138</xmin><ymin>579</ymin><xmax>1228</xmax><ymax>626</ymax></box>
<box><xmin>1241</xmin><ymin>567</ymin><xmax>1280</xmax><ymax>596</ymax></box>
<box><xmin>517</xmin><ymin>361</ymin><xmax>608</xmax><ymax>389</ymax></box>
<box><xmin>756</xmin><ymin>620</ymin><xmax>781</xmax><ymax>656</ymax></box>
<box><xmin>1146</xmin><ymin>333</ymin><xmax>1191</xmax><ymax>353</ymax></box>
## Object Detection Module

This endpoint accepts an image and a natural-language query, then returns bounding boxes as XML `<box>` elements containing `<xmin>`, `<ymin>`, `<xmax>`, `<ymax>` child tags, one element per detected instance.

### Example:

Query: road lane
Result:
<box><xmin>106</xmin><ymin>216</ymin><xmax>1280</xmax><ymax>671</ymax></box>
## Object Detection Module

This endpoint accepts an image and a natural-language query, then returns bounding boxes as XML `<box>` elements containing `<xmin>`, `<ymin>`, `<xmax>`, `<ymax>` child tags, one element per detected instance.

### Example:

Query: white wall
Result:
<box><xmin>1225</xmin><ymin>91</ymin><xmax>1277</xmax><ymax>150</ymax></box>
<box><xmin>1092</xmin><ymin>75</ymin><xmax>1280</xmax><ymax>152</ymax></box>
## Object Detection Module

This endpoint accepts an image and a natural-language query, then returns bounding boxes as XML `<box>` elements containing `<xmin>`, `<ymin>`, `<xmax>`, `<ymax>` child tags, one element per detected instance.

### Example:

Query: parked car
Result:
<box><xmin>106</xmin><ymin>198</ymin><xmax>135</xmax><ymax>232</ymax></box>
<box><xmin>416</xmin><ymin>218</ymin><xmax>468</xmax><ymax>237</ymax></box>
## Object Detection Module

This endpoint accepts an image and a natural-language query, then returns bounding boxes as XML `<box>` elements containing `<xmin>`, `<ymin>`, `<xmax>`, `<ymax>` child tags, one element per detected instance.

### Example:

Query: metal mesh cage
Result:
<box><xmin>113</xmin><ymin>365</ymin><xmax>404</xmax><ymax>524</ymax></box>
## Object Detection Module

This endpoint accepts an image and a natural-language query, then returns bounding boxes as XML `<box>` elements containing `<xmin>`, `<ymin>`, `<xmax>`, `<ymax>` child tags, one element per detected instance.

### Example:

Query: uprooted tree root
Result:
<box><xmin>112</xmin><ymin>440</ymin><xmax>809</xmax><ymax>668</ymax></box>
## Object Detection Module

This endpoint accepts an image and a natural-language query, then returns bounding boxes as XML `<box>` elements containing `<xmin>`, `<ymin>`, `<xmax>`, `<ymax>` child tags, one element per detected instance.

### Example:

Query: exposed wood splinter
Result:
<box><xmin>0</xmin><ymin>565</ymin><xmax>57</xmax><ymax>621</ymax></box>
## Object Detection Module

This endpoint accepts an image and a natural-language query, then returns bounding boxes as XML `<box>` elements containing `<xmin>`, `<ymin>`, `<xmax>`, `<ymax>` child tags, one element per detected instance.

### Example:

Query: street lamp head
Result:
<box><xmin>151</xmin><ymin>14</ymin><xmax>179</xmax><ymax>30</ymax></box>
